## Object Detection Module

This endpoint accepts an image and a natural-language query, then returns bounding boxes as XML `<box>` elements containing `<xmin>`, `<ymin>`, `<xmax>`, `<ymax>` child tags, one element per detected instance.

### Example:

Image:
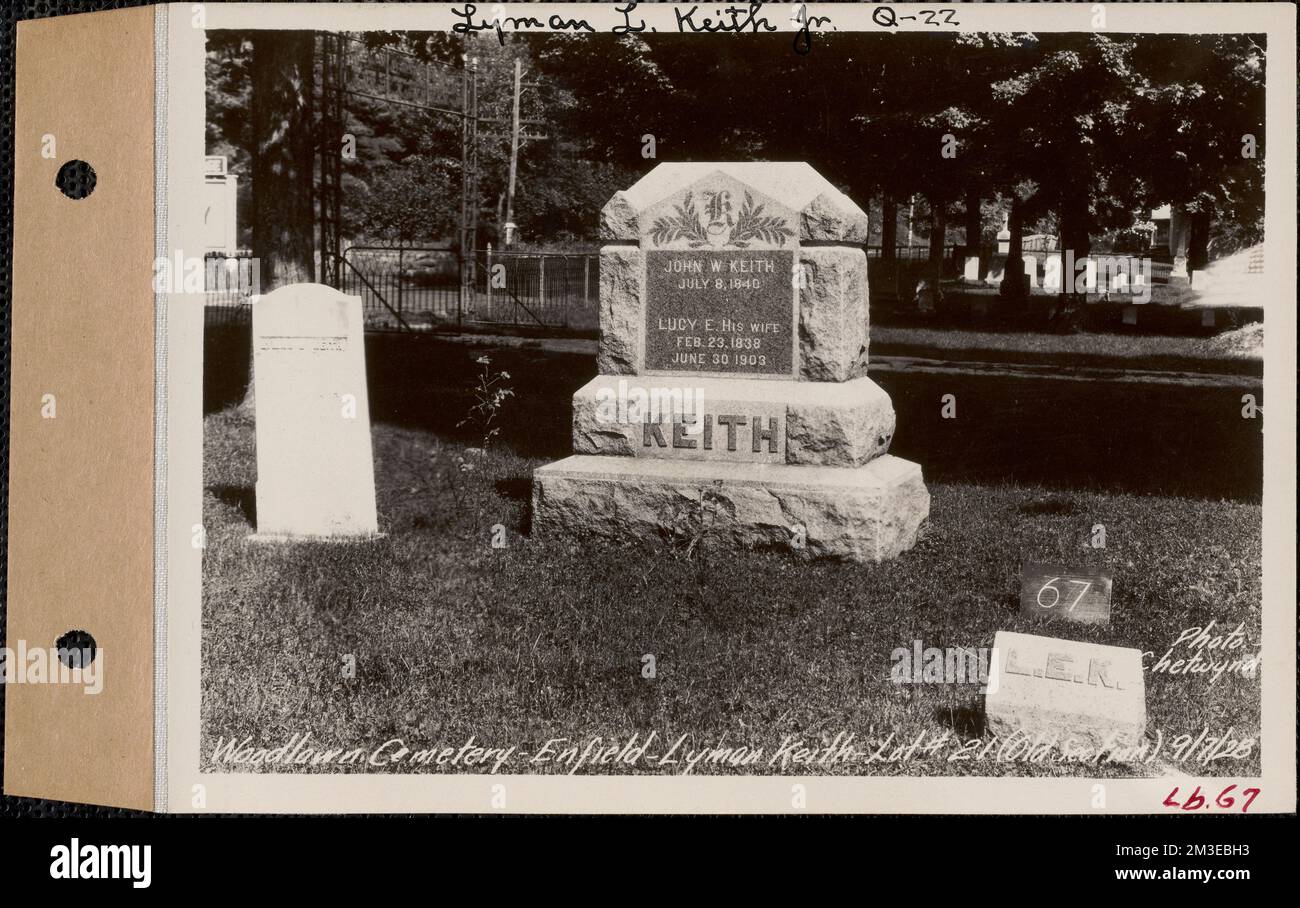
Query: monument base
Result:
<box><xmin>532</xmin><ymin>455</ymin><xmax>929</xmax><ymax>563</ymax></box>
<box><xmin>245</xmin><ymin>532</ymin><xmax>387</xmax><ymax>545</ymax></box>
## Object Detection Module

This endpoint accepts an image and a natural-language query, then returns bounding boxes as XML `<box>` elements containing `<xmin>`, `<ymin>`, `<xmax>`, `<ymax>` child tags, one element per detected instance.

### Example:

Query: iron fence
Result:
<box><xmin>205</xmin><ymin>243</ymin><xmax>1180</xmax><ymax>331</ymax></box>
<box><xmin>469</xmin><ymin>249</ymin><xmax>598</xmax><ymax>330</ymax></box>
<box><xmin>340</xmin><ymin>245</ymin><xmax>462</xmax><ymax>328</ymax></box>
<box><xmin>338</xmin><ymin>245</ymin><xmax>599</xmax><ymax>330</ymax></box>
<box><xmin>204</xmin><ymin>251</ymin><xmax>256</xmax><ymax>326</ymax></box>
<box><xmin>865</xmin><ymin>244</ymin><xmax>960</xmax><ymax>262</ymax></box>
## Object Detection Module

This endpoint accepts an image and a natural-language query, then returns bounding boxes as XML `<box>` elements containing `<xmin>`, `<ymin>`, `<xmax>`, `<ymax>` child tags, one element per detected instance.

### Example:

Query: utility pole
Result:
<box><xmin>504</xmin><ymin>57</ymin><xmax>522</xmax><ymax>248</ymax></box>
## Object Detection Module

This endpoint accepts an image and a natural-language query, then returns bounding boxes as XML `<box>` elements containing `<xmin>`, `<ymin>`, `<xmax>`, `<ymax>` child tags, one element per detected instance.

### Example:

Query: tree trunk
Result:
<box><xmin>919</xmin><ymin>200</ymin><xmax>946</xmax><ymax>311</ymax></box>
<box><xmin>251</xmin><ymin>32</ymin><xmax>317</xmax><ymax>291</ymax></box>
<box><xmin>880</xmin><ymin>194</ymin><xmax>898</xmax><ymax>262</ymax></box>
<box><xmin>1000</xmin><ymin>198</ymin><xmax>1026</xmax><ymax>301</ymax></box>
<box><xmin>1048</xmin><ymin>188</ymin><xmax>1092</xmax><ymax>330</ymax></box>
<box><xmin>1189</xmin><ymin>211</ymin><xmax>1212</xmax><ymax>273</ymax></box>
<box><xmin>927</xmin><ymin>203</ymin><xmax>946</xmax><ymax>271</ymax></box>
<box><xmin>1057</xmin><ymin>193</ymin><xmax>1090</xmax><ymax>298</ymax></box>
<box><xmin>964</xmin><ymin>188</ymin><xmax>982</xmax><ymax>256</ymax></box>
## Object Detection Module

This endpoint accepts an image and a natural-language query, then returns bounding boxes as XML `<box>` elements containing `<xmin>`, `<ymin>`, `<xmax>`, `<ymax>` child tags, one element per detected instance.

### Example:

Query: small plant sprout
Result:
<box><xmin>458</xmin><ymin>354</ymin><xmax>514</xmax><ymax>449</ymax></box>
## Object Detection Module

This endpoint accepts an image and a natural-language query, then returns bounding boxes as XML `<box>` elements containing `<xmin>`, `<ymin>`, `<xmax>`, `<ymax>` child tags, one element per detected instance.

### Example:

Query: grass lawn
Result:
<box><xmin>202</xmin><ymin>407</ymin><xmax>1261</xmax><ymax>777</ymax></box>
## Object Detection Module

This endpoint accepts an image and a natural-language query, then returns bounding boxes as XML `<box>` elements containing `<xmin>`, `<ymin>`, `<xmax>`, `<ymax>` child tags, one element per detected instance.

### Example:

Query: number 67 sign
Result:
<box><xmin>1018</xmin><ymin>562</ymin><xmax>1113</xmax><ymax>626</ymax></box>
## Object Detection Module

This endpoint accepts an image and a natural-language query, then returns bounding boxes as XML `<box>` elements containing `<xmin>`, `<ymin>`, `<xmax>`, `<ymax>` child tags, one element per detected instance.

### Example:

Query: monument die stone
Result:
<box><xmin>533</xmin><ymin>162</ymin><xmax>929</xmax><ymax>562</ymax></box>
<box><xmin>985</xmin><ymin>631</ymin><xmax>1146</xmax><ymax>753</ymax></box>
<box><xmin>639</xmin><ymin>171</ymin><xmax>797</xmax><ymax>377</ymax></box>
<box><xmin>251</xmin><ymin>282</ymin><xmax>379</xmax><ymax>539</ymax></box>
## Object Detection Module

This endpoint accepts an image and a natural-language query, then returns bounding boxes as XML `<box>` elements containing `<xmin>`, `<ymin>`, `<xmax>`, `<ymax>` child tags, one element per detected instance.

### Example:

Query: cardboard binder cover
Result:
<box><xmin>6</xmin><ymin>5</ymin><xmax>158</xmax><ymax>810</ymax></box>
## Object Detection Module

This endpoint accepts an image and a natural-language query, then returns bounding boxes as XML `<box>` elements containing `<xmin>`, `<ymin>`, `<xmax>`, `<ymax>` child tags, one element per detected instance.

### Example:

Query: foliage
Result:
<box><xmin>456</xmin><ymin>354</ymin><xmax>514</xmax><ymax>450</ymax></box>
<box><xmin>729</xmin><ymin>192</ymin><xmax>793</xmax><ymax>247</ymax></box>
<box><xmin>352</xmin><ymin>154</ymin><xmax>458</xmax><ymax>244</ymax></box>
<box><xmin>648</xmin><ymin>192</ymin><xmax>711</xmax><ymax>246</ymax></box>
<box><xmin>207</xmin><ymin>31</ymin><xmax>1267</xmax><ymax>261</ymax></box>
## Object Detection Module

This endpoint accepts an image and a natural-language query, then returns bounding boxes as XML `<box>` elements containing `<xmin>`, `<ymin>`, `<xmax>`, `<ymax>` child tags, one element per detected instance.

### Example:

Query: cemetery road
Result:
<box><xmin>204</xmin><ymin>330</ymin><xmax>1263</xmax><ymax>502</ymax></box>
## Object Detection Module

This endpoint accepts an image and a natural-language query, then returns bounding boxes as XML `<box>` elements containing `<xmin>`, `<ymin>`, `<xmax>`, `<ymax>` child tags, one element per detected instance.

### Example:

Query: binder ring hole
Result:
<box><xmin>55</xmin><ymin>629</ymin><xmax>97</xmax><ymax>668</ymax></box>
<box><xmin>55</xmin><ymin>160</ymin><xmax>97</xmax><ymax>200</ymax></box>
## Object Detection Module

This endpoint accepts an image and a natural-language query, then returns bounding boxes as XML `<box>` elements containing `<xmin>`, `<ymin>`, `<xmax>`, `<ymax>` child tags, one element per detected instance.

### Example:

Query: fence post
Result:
<box><xmin>539</xmin><ymin>255</ymin><xmax>546</xmax><ymax>317</ymax></box>
<box><xmin>563</xmin><ymin>256</ymin><xmax>570</xmax><ymax>328</ymax></box>
<box><xmin>397</xmin><ymin>248</ymin><xmax>405</xmax><ymax>322</ymax></box>
<box><xmin>485</xmin><ymin>243</ymin><xmax>493</xmax><ymax>319</ymax></box>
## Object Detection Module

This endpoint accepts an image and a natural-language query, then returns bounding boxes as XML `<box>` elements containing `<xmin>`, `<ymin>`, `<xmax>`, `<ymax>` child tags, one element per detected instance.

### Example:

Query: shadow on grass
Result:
<box><xmin>208</xmin><ymin>484</ymin><xmax>256</xmax><ymax>527</ymax></box>
<box><xmin>206</xmin><ymin>325</ymin><xmax>1264</xmax><ymax>502</ymax></box>
<box><xmin>1018</xmin><ymin>494</ymin><xmax>1081</xmax><ymax>516</ymax></box>
<box><xmin>935</xmin><ymin>703</ymin><xmax>987</xmax><ymax>738</ymax></box>
<box><xmin>494</xmin><ymin>476</ymin><xmax>533</xmax><ymax>503</ymax></box>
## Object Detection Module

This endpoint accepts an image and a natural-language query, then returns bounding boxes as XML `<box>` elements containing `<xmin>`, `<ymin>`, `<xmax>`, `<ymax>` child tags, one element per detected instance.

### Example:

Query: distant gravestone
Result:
<box><xmin>1018</xmin><ymin>562</ymin><xmax>1112</xmax><ymax>626</ymax></box>
<box><xmin>986</xmin><ymin>631</ymin><xmax>1145</xmax><ymax>752</ymax></box>
<box><xmin>1042</xmin><ymin>253</ymin><xmax>1062</xmax><ymax>291</ymax></box>
<box><xmin>252</xmin><ymin>283</ymin><xmax>379</xmax><ymax>539</ymax></box>
<box><xmin>996</xmin><ymin>212</ymin><xmax>1011</xmax><ymax>254</ymax></box>
<box><xmin>985</xmin><ymin>259</ymin><xmax>1005</xmax><ymax>287</ymax></box>
<box><xmin>963</xmin><ymin>256</ymin><xmax>980</xmax><ymax>282</ymax></box>
<box><xmin>1023</xmin><ymin>257</ymin><xmax>1038</xmax><ymax>288</ymax></box>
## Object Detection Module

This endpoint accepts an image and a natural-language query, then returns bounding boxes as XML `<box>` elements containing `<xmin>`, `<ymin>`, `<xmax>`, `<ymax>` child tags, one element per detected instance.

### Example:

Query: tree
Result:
<box><xmin>986</xmin><ymin>34</ymin><xmax>1144</xmax><ymax>319</ymax></box>
<box><xmin>249</xmin><ymin>31</ymin><xmax>317</xmax><ymax>290</ymax></box>
<box><xmin>1126</xmin><ymin>35</ymin><xmax>1266</xmax><ymax>263</ymax></box>
<box><xmin>214</xmin><ymin>29</ymin><xmax>1266</xmax><ymax>285</ymax></box>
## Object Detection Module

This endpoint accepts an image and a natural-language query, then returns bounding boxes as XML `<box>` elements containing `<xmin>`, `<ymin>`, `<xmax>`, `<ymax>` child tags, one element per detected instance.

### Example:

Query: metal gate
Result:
<box><xmin>335</xmin><ymin>246</ymin><xmax>598</xmax><ymax>331</ymax></box>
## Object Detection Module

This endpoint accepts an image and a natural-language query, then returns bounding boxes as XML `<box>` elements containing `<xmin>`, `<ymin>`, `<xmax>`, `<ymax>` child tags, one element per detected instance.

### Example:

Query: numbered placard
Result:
<box><xmin>1018</xmin><ymin>562</ymin><xmax>1112</xmax><ymax>626</ymax></box>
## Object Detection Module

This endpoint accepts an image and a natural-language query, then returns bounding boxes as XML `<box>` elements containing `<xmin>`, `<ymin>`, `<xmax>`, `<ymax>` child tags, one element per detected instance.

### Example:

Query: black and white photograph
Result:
<box><xmin>1</xmin><ymin>1</ymin><xmax>1295</xmax><ymax>876</ymax></box>
<box><xmin>197</xmin><ymin>16</ymin><xmax>1270</xmax><ymax>785</ymax></box>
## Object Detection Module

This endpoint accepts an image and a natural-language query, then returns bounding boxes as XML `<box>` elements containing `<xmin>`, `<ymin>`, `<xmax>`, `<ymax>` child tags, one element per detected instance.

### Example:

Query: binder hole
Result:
<box><xmin>55</xmin><ymin>160</ymin><xmax>97</xmax><ymax>200</ymax></box>
<box><xmin>55</xmin><ymin>629</ymin><xmax>97</xmax><ymax>668</ymax></box>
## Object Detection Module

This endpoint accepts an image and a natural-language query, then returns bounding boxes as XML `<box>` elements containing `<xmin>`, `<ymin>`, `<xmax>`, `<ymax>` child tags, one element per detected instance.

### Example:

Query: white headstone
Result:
<box><xmin>252</xmin><ymin>283</ymin><xmax>379</xmax><ymax>539</ymax></box>
<box><xmin>963</xmin><ymin>256</ymin><xmax>980</xmax><ymax>282</ymax></box>
<box><xmin>1042</xmin><ymin>253</ymin><xmax>1061</xmax><ymax>291</ymax></box>
<box><xmin>203</xmin><ymin>155</ymin><xmax>239</xmax><ymax>256</ymax></box>
<box><xmin>1023</xmin><ymin>257</ymin><xmax>1038</xmax><ymax>288</ymax></box>
<box><xmin>986</xmin><ymin>260</ymin><xmax>1005</xmax><ymax>287</ymax></box>
<box><xmin>986</xmin><ymin>631</ymin><xmax>1146</xmax><ymax>752</ymax></box>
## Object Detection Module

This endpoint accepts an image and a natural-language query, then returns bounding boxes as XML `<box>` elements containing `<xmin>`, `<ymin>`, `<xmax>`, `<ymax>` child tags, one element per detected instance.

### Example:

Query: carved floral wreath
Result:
<box><xmin>648</xmin><ymin>190</ymin><xmax>793</xmax><ymax>248</ymax></box>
